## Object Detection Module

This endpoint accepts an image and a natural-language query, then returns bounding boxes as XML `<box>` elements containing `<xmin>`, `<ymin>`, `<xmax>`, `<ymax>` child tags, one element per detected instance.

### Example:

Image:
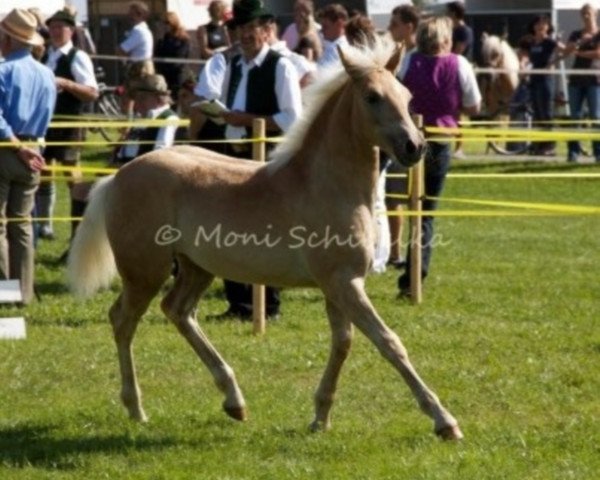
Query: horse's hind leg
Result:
<box><xmin>110</xmin><ymin>278</ymin><xmax>164</xmax><ymax>422</ymax></box>
<box><xmin>161</xmin><ymin>254</ymin><xmax>246</xmax><ymax>421</ymax></box>
<box><xmin>324</xmin><ymin>278</ymin><xmax>462</xmax><ymax>440</ymax></box>
<box><xmin>310</xmin><ymin>299</ymin><xmax>354</xmax><ymax>432</ymax></box>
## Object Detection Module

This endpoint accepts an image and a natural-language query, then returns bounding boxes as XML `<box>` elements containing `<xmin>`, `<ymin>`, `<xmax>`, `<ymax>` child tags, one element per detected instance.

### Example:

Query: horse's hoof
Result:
<box><xmin>223</xmin><ymin>404</ymin><xmax>247</xmax><ymax>421</ymax></box>
<box><xmin>309</xmin><ymin>420</ymin><xmax>331</xmax><ymax>433</ymax></box>
<box><xmin>436</xmin><ymin>424</ymin><xmax>463</xmax><ymax>441</ymax></box>
<box><xmin>129</xmin><ymin>410</ymin><xmax>148</xmax><ymax>423</ymax></box>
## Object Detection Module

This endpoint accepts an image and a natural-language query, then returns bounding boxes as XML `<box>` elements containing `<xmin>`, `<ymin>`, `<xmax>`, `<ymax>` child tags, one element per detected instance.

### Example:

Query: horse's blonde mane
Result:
<box><xmin>482</xmin><ymin>34</ymin><xmax>520</xmax><ymax>89</ymax></box>
<box><xmin>271</xmin><ymin>37</ymin><xmax>398</xmax><ymax>164</ymax></box>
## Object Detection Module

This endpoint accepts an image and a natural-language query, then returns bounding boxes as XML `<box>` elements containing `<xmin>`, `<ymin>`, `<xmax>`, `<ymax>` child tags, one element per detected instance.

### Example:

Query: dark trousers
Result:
<box><xmin>567</xmin><ymin>83</ymin><xmax>600</xmax><ymax>159</ymax></box>
<box><xmin>398</xmin><ymin>142</ymin><xmax>451</xmax><ymax>291</ymax></box>
<box><xmin>197</xmin><ymin>123</ymin><xmax>281</xmax><ymax>316</ymax></box>
<box><xmin>530</xmin><ymin>79</ymin><xmax>555</xmax><ymax>153</ymax></box>
<box><xmin>224</xmin><ymin>281</ymin><xmax>280</xmax><ymax>317</ymax></box>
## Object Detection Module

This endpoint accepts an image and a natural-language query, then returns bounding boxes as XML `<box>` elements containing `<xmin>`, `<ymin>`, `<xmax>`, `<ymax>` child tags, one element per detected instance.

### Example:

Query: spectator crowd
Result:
<box><xmin>0</xmin><ymin>1</ymin><xmax>598</xmax><ymax>310</ymax></box>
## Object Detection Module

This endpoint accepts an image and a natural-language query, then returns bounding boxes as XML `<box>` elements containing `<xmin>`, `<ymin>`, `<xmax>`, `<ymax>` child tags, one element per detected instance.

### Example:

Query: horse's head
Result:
<box><xmin>338</xmin><ymin>42</ymin><xmax>424</xmax><ymax>168</ymax></box>
<box><xmin>481</xmin><ymin>33</ymin><xmax>504</xmax><ymax>67</ymax></box>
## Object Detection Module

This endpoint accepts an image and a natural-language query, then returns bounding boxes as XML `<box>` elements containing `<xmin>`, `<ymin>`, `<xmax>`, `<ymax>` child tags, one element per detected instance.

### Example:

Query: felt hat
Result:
<box><xmin>230</xmin><ymin>0</ymin><xmax>273</xmax><ymax>27</ymax></box>
<box><xmin>0</xmin><ymin>8</ymin><xmax>44</xmax><ymax>46</ymax></box>
<box><xmin>131</xmin><ymin>74</ymin><xmax>171</xmax><ymax>95</ymax></box>
<box><xmin>45</xmin><ymin>9</ymin><xmax>77</xmax><ymax>27</ymax></box>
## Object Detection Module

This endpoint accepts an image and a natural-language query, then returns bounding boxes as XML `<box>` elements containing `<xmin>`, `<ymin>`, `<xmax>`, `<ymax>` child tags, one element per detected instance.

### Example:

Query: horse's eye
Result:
<box><xmin>365</xmin><ymin>92</ymin><xmax>381</xmax><ymax>105</ymax></box>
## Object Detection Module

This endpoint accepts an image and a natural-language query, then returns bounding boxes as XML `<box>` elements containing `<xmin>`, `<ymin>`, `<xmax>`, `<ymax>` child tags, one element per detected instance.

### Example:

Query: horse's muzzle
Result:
<box><xmin>393</xmin><ymin>137</ymin><xmax>424</xmax><ymax>167</ymax></box>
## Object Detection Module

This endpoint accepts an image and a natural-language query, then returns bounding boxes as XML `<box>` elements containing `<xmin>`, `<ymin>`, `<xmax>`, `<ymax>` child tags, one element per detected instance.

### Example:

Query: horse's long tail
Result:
<box><xmin>67</xmin><ymin>175</ymin><xmax>118</xmax><ymax>298</ymax></box>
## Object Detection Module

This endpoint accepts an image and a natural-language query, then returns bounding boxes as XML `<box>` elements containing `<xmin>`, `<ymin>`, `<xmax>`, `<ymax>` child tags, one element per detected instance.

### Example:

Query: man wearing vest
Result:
<box><xmin>113</xmin><ymin>74</ymin><xmax>179</xmax><ymax>164</ymax></box>
<box><xmin>39</xmin><ymin>8</ymin><xmax>98</xmax><ymax>243</ymax></box>
<box><xmin>0</xmin><ymin>9</ymin><xmax>56</xmax><ymax>303</ymax></box>
<box><xmin>69</xmin><ymin>75</ymin><xmax>178</xmax><ymax>242</ymax></box>
<box><xmin>199</xmin><ymin>0</ymin><xmax>302</xmax><ymax>321</ymax></box>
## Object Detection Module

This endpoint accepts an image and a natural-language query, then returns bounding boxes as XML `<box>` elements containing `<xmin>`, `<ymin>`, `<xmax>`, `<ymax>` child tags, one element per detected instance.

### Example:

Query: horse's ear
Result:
<box><xmin>338</xmin><ymin>45</ymin><xmax>363</xmax><ymax>79</ymax></box>
<box><xmin>385</xmin><ymin>43</ymin><xmax>405</xmax><ymax>75</ymax></box>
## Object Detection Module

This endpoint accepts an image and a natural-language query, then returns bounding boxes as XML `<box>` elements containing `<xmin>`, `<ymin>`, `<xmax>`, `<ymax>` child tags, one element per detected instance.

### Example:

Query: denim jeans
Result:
<box><xmin>530</xmin><ymin>79</ymin><xmax>555</xmax><ymax>152</ymax></box>
<box><xmin>567</xmin><ymin>83</ymin><xmax>600</xmax><ymax>159</ymax></box>
<box><xmin>398</xmin><ymin>142</ymin><xmax>451</xmax><ymax>290</ymax></box>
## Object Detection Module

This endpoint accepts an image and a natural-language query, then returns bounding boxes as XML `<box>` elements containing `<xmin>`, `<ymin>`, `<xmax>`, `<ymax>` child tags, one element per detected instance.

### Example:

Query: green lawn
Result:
<box><xmin>0</xmin><ymin>150</ymin><xmax>599</xmax><ymax>479</ymax></box>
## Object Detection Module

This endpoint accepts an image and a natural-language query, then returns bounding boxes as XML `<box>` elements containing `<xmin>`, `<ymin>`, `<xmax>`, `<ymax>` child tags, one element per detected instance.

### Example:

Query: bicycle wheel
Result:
<box><xmin>94</xmin><ymin>89</ymin><xmax>124</xmax><ymax>142</ymax></box>
<box><xmin>487</xmin><ymin>112</ymin><xmax>532</xmax><ymax>155</ymax></box>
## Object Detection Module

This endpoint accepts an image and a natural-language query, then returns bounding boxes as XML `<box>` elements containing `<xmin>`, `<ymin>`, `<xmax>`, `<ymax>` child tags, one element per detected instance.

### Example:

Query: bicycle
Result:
<box><xmin>88</xmin><ymin>66</ymin><xmax>125</xmax><ymax>142</ymax></box>
<box><xmin>485</xmin><ymin>101</ymin><xmax>534</xmax><ymax>155</ymax></box>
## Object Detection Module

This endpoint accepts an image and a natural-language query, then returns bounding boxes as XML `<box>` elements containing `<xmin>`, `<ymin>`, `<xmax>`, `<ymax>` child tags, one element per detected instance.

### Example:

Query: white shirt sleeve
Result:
<box><xmin>194</xmin><ymin>53</ymin><xmax>227</xmax><ymax>100</ymax></box>
<box><xmin>120</xmin><ymin>28</ymin><xmax>141</xmax><ymax>54</ymax></box>
<box><xmin>71</xmin><ymin>50</ymin><xmax>99</xmax><ymax>89</ymax></box>
<box><xmin>397</xmin><ymin>50</ymin><xmax>415</xmax><ymax>82</ymax></box>
<box><xmin>273</xmin><ymin>56</ymin><xmax>303</xmax><ymax>132</ymax></box>
<box><xmin>457</xmin><ymin>55</ymin><xmax>482</xmax><ymax>108</ymax></box>
<box><xmin>154</xmin><ymin>114</ymin><xmax>179</xmax><ymax>150</ymax></box>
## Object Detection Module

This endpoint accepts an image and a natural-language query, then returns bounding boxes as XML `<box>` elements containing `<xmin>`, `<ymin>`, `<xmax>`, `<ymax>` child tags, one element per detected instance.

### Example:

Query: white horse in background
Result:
<box><xmin>480</xmin><ymin>33</ymin><xmax>520</xmax><ymax>114</ymax></box>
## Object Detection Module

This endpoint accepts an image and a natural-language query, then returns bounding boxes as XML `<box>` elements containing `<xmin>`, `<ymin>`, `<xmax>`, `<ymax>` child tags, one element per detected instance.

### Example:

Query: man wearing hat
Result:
<box><xmin>69</xmin><ymin>74</ymin><xmax>179</xmax><ymax>244</ymax></box>
<box><xmin>196</xmin><ymin>0</ymin><xmax>303</xmax><ymax>321</ymax></box>
<box><xmin>37</xmin><ymin>8</ymin><xmax>99</xmax><ymax>243</ymax></box>
<box><xmin>0</xmin><ymin>8</ymin><xmax>56</xmax><ymax>304</ymax></box>
<box><xmin>114</xmin><ymin>74</ymin><xmax>179</xmax><ymax>164</ymax></box>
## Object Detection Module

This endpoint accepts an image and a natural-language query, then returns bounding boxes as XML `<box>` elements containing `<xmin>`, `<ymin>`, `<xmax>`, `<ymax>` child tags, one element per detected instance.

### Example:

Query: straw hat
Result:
<box><xmin>0</xmin><ymin>8</ymin><xmax>44</xmax><ymax>46</ymax></box>
<box><xmin>131</xmin><ymin>74</ymin><xmax>171</xmax><ymax>95</ymax></box>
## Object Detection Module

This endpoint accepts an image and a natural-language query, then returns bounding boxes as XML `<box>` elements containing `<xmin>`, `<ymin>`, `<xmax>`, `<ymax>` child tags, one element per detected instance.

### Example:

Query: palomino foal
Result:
<box><xmin>68</xmin><ymin>40</ymin><xmax>463</xmax><ymax>440</ymax></box>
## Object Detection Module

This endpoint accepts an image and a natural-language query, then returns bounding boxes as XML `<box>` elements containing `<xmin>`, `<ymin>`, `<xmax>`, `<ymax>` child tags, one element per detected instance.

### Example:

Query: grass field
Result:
<box><xmin>0</xmin><ymin>148</ymin><xmax>599</xmax><ymax>479</ymax></box>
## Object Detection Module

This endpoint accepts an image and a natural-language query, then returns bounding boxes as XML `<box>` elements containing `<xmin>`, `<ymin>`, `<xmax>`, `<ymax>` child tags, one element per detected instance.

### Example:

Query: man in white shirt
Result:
<box><xmin>117</xmin><ymin>1</ymin><xmax>155</xmax><ymax>116</ymax></box>
<box><xmin>38</xmin><ymin>8</ymin><xmax>98</xmax><ymax>242</ymax></box>
<box><xmin>193</xmin><ymin>1</ymin><xmax>302</xmax><ymax>155</ymax></box>
<box><xmin>196</xmin><ymin>0</ymin><xmax>303</xmax><ymax>321</ymax></box>
<box><xmin>316</xmin><ymin>3</ymin><xmax>349</xmax><ymax>69</ymax></box>
<box><xmin>266</xmin><ymin>16</ymin><xmax>315</xmax><ymax>88</ymax></box>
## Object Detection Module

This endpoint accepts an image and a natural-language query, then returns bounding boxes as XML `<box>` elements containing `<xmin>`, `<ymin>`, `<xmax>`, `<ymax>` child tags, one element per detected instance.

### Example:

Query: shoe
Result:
<box><xmin>387</xmin><ymin>257</ymin><xmax>406</xmax><ymax>270</ymax></box>
<box><xmin>39</xmin><ymin>227</ymin><xmax>55</xmax><ymax>240</ymax></box>
<box><xmin>396</xmin><ymin>287</ymin><xmax>411</xmax><ymax>299</ymax></box>
<box><xmin>567</xmin><ymin>153</ymin><xmax>578</xmax><ymax>163</ymax></box>
<box><xmin>452</xmin><ymin>149</ymin><xmax>467</xmax><ymax>159</ymax></box>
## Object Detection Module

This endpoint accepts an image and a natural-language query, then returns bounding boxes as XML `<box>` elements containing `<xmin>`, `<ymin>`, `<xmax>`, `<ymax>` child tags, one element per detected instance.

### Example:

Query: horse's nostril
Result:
<box><xmin>406</xmin><ymin>140</ymin><xmax>418</xmax><ymax>155</ymax></box>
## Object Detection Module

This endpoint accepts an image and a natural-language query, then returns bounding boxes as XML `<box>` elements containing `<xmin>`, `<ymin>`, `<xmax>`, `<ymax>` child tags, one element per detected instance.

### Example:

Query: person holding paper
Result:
<box><xmin>194</xmin><ymin>0</ymin><xmax>303</xmax><ymax>321</ymax></box>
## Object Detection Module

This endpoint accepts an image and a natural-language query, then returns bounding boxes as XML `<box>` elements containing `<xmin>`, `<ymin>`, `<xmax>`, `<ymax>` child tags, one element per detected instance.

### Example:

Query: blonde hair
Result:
<box><xmin>416</xmin><ymin>16</ymin><xmax>452</xmax><ymax>55</ymax></box>
<box><xmin>208</xmin><ymin>0</ymin><xmax>227</xmax><ymax>21</ymax></box>
<box><xmin>165</xmin><ymin>11</ymin><xmax>189</xmax><ymax>40</ymax></box>
<box><xmin>581</xmin><ymin>3</ymin><xmax>597</xmax><ymax>16</ymax></box>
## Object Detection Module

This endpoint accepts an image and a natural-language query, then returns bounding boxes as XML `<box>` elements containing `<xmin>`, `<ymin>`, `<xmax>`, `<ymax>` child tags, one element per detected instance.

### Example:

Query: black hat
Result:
<box><xmin>230</xmin><ymin>0</ymin><xmax>273</xmax><ymax>27</ymax></box>
<box><xmin>45</xmin><ymin>9</ymin><xmax>76</xmax><ymax>27</ymax></box>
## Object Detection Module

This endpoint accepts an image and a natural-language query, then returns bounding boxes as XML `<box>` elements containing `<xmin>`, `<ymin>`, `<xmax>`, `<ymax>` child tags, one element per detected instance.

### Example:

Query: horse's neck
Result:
<box><xmin>289</xmin><ymin>84</ymin><xmax>379</xmax><ymax>207</ymax></box>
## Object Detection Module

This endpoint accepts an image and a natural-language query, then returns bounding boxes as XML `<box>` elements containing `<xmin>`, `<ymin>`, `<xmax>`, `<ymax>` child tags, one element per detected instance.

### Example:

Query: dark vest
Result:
<box><xmin>118</xmin><ymin>108</ymin><xmax>177</xmax><ymax>163</ymax></box>
<box><xmin>227</xmin><ymin>49</ymin><xmax>281</xmax><ymax>137</ymax></box>
<box><xmin>43</xmin><ymin>47</ymin><xmax>83</xmax><ymax>116</ymax></box>
<box><xmin>42</xmin><ymin>47</ymin><xmax>84</xmax><ymax>146</ymax></box>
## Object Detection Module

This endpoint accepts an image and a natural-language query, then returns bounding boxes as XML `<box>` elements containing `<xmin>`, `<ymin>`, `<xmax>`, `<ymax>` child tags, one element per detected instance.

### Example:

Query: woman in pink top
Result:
<box><xmin>397</xmin><ymin>16</ymin><xmax>481</xmax><ymax>296</ymax></box>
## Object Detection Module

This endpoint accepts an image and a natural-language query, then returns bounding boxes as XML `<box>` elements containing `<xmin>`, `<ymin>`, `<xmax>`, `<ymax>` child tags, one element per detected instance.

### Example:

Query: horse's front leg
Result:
<box><xmin>326</xmin><ymin>277</ymin><xmax>463</xmax><ymax>440</ymax></box>
<box><xmin>310</xmin><ymin>299</ymin><xmax>354</xmax><ymax>432</ymax></box>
